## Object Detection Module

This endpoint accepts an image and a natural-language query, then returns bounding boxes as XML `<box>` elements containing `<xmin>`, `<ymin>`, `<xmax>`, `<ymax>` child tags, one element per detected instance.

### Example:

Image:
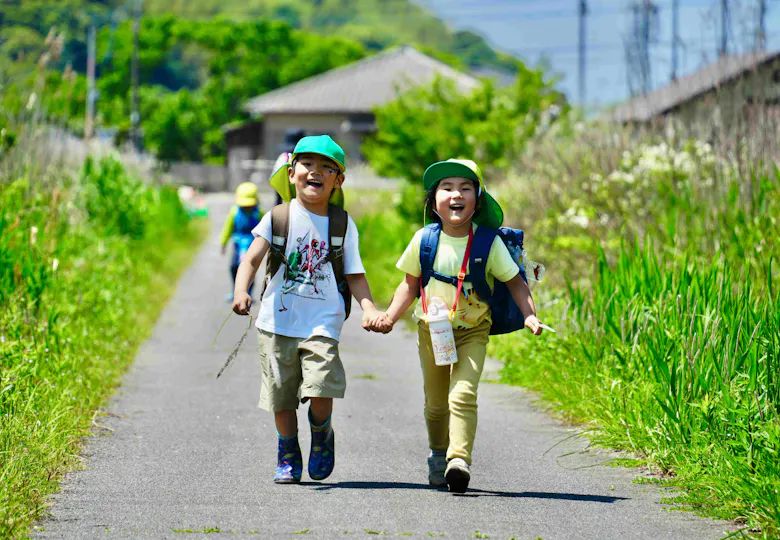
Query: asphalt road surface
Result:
<box><xmin>36</xmin><ymin>194</ymin><xmax>733</xmax><ymax>539</ymax></box>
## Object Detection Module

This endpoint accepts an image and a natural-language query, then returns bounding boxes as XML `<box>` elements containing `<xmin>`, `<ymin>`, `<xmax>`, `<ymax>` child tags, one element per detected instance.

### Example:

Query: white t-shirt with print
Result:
<box><xmin>252</xmin><ymin>199</ymin><xmax>365</xmax><ymax>341</ymax></box>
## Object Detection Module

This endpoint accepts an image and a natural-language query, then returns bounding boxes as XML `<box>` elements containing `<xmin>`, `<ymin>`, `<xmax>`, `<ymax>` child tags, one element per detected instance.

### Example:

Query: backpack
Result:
<box><xmin>261</xmin><ymin>203</ymin><xmax>352</xmax><ymax>319</ymax></box>
<box><xmin>231</xmin><ymin>206</ymin><xmax>261</xmax><ymax>262</ymax></box>
<box><xmin>419</xmin><ymin>223</ymin><xmax>529</xmax><ymax>336</ymax></box>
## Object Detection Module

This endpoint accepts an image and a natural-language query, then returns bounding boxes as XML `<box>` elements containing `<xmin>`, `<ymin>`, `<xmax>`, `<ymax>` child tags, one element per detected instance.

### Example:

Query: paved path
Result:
<box><xmin>37</xmin><ymin>195</ymin><xmax>733</xmax><ymax>539</ymax></box>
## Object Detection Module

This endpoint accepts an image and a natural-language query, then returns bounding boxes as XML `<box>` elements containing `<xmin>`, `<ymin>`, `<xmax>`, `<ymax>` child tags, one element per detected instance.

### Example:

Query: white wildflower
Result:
<box><xmin>30</xmin><ymin>226</ymin><xmax>38</xmax><ymax>247</ymax></box>
<box><xmin>52</xmin><ymin>258</ymin><xmax>59</xmax><ymax>271</ymax></box>
<box><xmin>570</xmin><ymin>214</ymin><xmax>590</xmax><ymax>228</ymax></box>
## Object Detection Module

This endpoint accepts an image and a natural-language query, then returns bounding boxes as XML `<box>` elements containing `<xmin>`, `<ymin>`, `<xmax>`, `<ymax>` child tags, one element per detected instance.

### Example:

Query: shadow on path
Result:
<box><xmin>306</xmin><ymin>481</ymin><xmax>628</xmax><ymax>503</ymax></box>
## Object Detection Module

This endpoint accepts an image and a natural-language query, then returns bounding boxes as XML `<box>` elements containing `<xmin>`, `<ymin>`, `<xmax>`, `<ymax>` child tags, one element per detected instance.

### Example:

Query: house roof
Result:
<box><xmin>243</xmin><ymin>46</ymin><xmax>480</xmax><ymax>116</ymax></box>
<box><xmin>612</xmin><ymin>49</ymin><xmax>780</xmax><ymax>123</ymax></box>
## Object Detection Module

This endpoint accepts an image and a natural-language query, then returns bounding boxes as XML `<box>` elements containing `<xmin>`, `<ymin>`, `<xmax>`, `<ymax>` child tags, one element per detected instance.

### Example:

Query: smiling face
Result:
<box><xmin>289</xmin><ymin>152</ymin><xmax>344</xmax><ymax>214</ymax></box>
<box><xmin>433</xmin><ymin>176</ymin><xmax>478</xmax><ymax>234</ymax></box>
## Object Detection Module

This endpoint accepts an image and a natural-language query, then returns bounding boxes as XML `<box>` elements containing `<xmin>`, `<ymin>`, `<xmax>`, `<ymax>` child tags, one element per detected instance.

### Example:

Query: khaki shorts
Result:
<box><xmin>257</xmin><ymin>329</ymin><xmax>346</xmax><ymax>412</ymax></box>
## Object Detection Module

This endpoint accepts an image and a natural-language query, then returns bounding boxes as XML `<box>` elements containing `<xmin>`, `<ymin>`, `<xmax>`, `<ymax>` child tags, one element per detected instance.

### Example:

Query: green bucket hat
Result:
<box><xmin>422</xmin><ymin>158</ymin><xmax>503</xmax><ymax>229</ymax></box>
<box><xmin>269</xmin><ymin>135</ymin><xmax>346</xmax><ymax>207</ymax></box>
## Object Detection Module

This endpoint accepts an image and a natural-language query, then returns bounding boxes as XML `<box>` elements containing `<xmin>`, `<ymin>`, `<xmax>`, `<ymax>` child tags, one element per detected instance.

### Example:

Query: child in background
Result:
<box><xmin>220</xmin><ymin>182</ymin><xmax>262</xmax><ymax>302</ymax></box>
<box><xmin>231</xmin><ymin>135</ymin><xmax>388</xmax><ymax>484</ymax></box>
<box><xmin>380</xmin><ymin>159</ymin><xmax>544</xmax><ymax>493</ymax></box>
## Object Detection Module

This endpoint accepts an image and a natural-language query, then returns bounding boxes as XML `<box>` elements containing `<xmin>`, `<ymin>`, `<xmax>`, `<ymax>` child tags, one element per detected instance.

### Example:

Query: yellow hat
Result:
<box><xmin>235</xmin><ymin>182</ymin><xmax>258</xmax><ymax>206</ymax></box>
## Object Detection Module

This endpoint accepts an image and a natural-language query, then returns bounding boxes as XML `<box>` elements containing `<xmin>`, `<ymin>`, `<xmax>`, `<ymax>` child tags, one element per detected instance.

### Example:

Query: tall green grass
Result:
<box><xmin>492</xmin><ymin>168</ymin><xmax>780</xmax><ymax>534</ymax></box>
<box><xmin>0</xmin><ymin>154</ymin><xmax>206</xmax><ymax>537</ymax></box>
<box><xmin>354</xmin><ymin>207</ymin><xmax>418</xmax><ymax>306</ymax></box>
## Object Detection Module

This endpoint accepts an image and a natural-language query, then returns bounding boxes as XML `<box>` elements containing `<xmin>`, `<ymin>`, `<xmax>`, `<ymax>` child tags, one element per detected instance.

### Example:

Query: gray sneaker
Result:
<box><xmin>427</xmin><ymin>450</ymin><xmax>447</xmax><ymax>487</ymax></box>
<box><xmin>445</xmin><ymin>458</ymin><xmax>471</xmax><ymax>493</ymax></box>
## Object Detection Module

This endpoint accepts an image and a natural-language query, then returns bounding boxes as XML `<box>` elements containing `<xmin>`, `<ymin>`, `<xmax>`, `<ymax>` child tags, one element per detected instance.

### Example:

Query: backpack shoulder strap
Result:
<box><xmin>470</xmin><ymin>225</ymin><xmax>499</xmax><ymax>303</ymax></box>
<box><xmin>268</xmin><ymin>203</ymin><xmax>290</xmax><ymax>279</ymax></box>
<box><xmin>326</xmin><ymin>204</ymin><xmax>351</xmax><ymax>318</ymax></box>
<box><xmin>419</xmin><ymin>223</ymin><xmax>441</xmax><ymax>290</ymax></box>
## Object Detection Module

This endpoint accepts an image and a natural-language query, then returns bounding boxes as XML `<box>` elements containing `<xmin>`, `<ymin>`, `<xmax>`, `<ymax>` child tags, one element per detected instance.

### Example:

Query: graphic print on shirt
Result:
<box><xmin>279</xmin><ymin>231</ymin><xmax>332</xmax><ymax>312</ymax></box>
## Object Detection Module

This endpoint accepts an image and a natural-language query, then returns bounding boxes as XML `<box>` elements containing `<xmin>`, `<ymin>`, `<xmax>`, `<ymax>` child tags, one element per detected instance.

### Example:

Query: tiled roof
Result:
<box><xmin>243</xmin><ymin>46</ymin><xmax>480</xmax><ymax>115</ymax></box>
<box><xmin>612</xmin><ymin>49</ymin><xmax>780</xmax><ymax>123</ymax></box>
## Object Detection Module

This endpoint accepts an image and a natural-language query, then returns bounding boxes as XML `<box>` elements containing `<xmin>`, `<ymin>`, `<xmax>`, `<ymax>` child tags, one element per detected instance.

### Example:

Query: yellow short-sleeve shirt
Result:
<box><xmin>396</xmin><ymin>224</ymin><xmax>520</xmax><ymax>329</ymax></box>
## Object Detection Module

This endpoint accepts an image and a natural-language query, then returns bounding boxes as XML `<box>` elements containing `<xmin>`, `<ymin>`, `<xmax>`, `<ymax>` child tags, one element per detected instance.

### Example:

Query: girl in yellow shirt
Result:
<box><xmin>382</xmin><ymin>159</ymin><xmax>544</xmax><ymax>494</ymax></box>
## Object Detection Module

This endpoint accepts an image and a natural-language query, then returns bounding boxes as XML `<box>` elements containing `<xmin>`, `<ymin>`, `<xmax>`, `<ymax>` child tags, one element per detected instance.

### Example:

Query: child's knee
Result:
<box><xmin>424</xmin><ymin>399</ymin><xmax>449</xmax><ymax>420</ymax></box>
<box><xmin>448</xmin><ymin>382</ymin><xmax>478</xmax><ymax>411</ymax></box>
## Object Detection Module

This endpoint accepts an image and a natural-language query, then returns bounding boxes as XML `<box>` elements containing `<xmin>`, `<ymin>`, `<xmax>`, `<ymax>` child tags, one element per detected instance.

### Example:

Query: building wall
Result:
<box><xmin>639</xmin><ymin>59</ymin><xmax>780</xmax><ymax>164</ymax></box>
<box><xmin>261</xmin><ymin>113</ymin><xmax>369</xmax><ymax>164</ymax></box>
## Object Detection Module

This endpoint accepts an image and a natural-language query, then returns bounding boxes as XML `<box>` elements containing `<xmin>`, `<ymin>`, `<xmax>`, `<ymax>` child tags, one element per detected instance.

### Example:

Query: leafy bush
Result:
<box><xmin>362</xmin><ymin>68</ymin><xmax>564</xmax><ymax>222</ymax></box>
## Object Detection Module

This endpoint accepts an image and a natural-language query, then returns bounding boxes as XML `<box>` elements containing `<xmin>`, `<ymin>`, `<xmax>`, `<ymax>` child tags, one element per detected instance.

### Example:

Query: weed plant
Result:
<box><xmin>0</xmin><ymin>152</ymin><xmax>205</xmax><ymax>536</ymax></box>
<box><xmin>491</xmin><ymin>133</ymin><xmax>780</xmax><ymax>533</ymax></box>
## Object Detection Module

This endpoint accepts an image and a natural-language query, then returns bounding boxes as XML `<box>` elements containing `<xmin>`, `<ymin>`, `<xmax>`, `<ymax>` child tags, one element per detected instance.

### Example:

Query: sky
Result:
<box><xmin>418</xmin><ymin>0</ymin><xmax>780</xmax><ymax>110</ymax></box>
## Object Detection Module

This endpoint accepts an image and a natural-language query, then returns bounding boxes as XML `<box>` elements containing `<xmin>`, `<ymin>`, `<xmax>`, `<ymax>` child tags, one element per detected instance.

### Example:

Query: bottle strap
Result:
<box><xmin>420</xmin><ymin>227</ymin><xmax>473</xmax><ymax>323</ymax></box>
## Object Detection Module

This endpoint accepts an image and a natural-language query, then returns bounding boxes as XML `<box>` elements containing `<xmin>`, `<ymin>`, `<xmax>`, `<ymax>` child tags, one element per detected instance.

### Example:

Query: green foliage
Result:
<box><xmin>0</xmin><ymin>153</ymin><xmax>205</xmax><ymax>536</ymax></box>
<box><xmin>362</xmin><ymin>69</ymin><xmax>563</xmax><ymax>204</ymax></box>
<box><xmin>97</xmin><ymin>17</ymin><xmax>365</xmax><ymax>162</ymax></box>
<box><xmin>2</xmin><ymin>0</ymin><xmax>518</xmax><ymax>163</ymax></box>
<box><xmin>491</xmin><ymin>147</ymin><xmax>780</xmax><ymax>533</ymax></box>
<box><xmin>142</xmin><ymin>0</ymin><xmax>513</xmax><ymax>73</ymax></box>
<box><xmin>353</xmin><ymin>207</ymin><xmax>417</xmax><ymax>306</ymax></box>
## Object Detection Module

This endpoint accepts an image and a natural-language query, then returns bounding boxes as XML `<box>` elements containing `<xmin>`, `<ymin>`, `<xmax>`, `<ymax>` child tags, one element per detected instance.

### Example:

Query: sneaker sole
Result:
<box><xmin>274</xmin><ymin>477</ymin><xmax>301</xmax><ymax>484</ymax></box>
<box><xmin>445</xmin><ymin>467</ymin><xmax>470</xmax><ymax>493</ymax></box>
<box><xmin>429</xmin><ymin>476</ymin><xmax>447</xmax><ymax>487</ymax></box>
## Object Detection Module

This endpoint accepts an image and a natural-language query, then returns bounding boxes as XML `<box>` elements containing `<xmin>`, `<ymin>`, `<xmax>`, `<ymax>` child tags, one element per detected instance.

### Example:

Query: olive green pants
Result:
<box><xmin>417</xmin><ymin>319</ymin><xmax>491</xmax><ymax>465</ymax></box>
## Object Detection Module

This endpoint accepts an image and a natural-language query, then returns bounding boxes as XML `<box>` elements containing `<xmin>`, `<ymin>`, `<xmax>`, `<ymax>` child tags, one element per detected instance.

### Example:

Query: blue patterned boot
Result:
<box><xmin>308</xmin><ymin>413</ymin><xmax>335</xmax><ymax>481</ymax></box>
<box><xmin>274</xmin><ymin>435</ymin><xmax>302</xmax><ymax>484</ymax></box>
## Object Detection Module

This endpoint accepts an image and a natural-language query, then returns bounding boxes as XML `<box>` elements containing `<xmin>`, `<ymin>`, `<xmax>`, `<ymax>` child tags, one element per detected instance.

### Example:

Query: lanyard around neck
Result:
<box><xmin>420</xmin><ymin>226</ymin><xmax>474</xmax><ymax>323</ymax></box>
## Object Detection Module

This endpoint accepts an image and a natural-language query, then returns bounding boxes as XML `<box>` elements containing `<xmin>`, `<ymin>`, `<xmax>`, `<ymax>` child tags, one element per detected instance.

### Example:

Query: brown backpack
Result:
<box><xmin>261</xmin><ymin>203</ymin><xmax>352</xmax><ymax>319</ymax></box>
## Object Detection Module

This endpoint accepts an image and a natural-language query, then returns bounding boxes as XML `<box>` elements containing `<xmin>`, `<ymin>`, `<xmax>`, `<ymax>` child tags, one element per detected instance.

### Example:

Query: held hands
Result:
<box><xmin>362</xmin><ymin>309</ymin><xmax>394</xmax><ymax>334</ymax></box>
<box><xmin>232</xmin><ymin>291</ymin><xmax>252</xmax><ymax>315</ymax></box>
<box><xmin>524</xmin><ymin>314</ymin><xmax>544</xmax><ymax>336</ymax></box>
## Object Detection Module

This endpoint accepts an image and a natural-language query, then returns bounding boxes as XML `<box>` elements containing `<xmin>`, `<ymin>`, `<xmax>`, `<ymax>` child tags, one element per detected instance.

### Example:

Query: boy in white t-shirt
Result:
<box><xmin>232</xmin><ymin>135</ymin><xmax>389</xmax><ymax>484</ymax></box>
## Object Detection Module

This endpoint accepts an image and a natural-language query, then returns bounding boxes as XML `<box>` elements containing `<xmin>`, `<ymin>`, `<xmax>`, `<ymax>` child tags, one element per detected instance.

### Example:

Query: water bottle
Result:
<box><xmin>426</xmin><ymin>296</ymin><xmax>458</xmax><ymax>366</ymax></box>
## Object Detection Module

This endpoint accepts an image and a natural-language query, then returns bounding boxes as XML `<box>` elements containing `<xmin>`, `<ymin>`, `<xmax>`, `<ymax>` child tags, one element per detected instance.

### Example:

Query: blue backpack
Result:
<box><xmin>231</xmin><ymin>206</ymin><xmax>261</xmax><ymax>262</ymax></box>
<box><xmin>419</xmin><ymin>223</ymin><xmax>528</xmax><ymax>336</ymax></box>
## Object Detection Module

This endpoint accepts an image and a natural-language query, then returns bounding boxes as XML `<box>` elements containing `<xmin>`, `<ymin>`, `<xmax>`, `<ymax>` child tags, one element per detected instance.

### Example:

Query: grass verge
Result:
<box><xmin>0</xmin><ymin>155</ymin><xmax>208</xmax><ymax>537</ymax></box>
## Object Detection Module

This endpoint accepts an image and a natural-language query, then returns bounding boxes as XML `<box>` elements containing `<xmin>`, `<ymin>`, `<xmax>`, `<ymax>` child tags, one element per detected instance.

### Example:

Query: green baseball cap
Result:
<box><xmin>269</xmin><ymin>135</ymin><xmax>346</xmax><ymax>207</ymax></box>
<box><xmin>422</xmin><ymin>158</ymin><xmax>504</xmax><ymax>229</ymax></box>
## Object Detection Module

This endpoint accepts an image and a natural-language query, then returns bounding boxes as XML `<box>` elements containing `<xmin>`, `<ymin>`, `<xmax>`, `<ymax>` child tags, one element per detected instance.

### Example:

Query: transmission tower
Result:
<box><xmin>625</xmin><ymin>0</ymin><xmax>659</xmax><ymax>96</ymax></box>
<box><xmin>719</xmin><ymin>0</ymin><xmax>730</xmax><ymax>56</ymax></box>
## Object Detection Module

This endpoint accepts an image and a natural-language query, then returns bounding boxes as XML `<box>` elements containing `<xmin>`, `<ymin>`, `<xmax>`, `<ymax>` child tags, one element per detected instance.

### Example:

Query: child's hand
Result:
<box><xmin>232</xmin><ymin>292</ymin><xmax>252</xmax><ymax>315</ymax></box>
<box><xmin>373</xmin><ymin>312</ymin><xmax>394</xmax><ymax>334</ymax></box>
<box><xmin>220</xmin><ymin>245</ymin><xmax>227</xmax><ymax>256</ymax></box>
<box><xmin>362</xmin><ymin>310</ymin><xmax>393</xmax><ymax>334</ymax></box>
<box><xmin>524</xmin><ymin>315</ymin><xmax>544</xmax><ymax>335</ymax></box>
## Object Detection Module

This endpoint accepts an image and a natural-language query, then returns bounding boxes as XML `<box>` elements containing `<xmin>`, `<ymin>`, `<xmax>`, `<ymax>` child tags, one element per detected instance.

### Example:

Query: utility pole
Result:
<box><xmin>578</xmin><ymin>0</ymin><xmax>588</xmax><ymax>107</ymax></box>
<box><xmin>131</xmin><ymin>0</ymin><xmax>142</xmax><ymax>152</ymax></box>
<box><xmin>756</xmin><ymin>0</ymin><xmax>767</xmax><ymax>50</ymax></box>
<box><xmin>85</xmin><ymin>22</ymin><xmax>96</xmax><ymax>141</ymax></box>
<box><xmin>671</xmin><ymin>0</ymin><xmax>679</xmax><ymax>80</ymax></box>
<box><xmin>719</xmin><ymin>0</ymin><xmax>729</xmax><ymax>57</ymax></box>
